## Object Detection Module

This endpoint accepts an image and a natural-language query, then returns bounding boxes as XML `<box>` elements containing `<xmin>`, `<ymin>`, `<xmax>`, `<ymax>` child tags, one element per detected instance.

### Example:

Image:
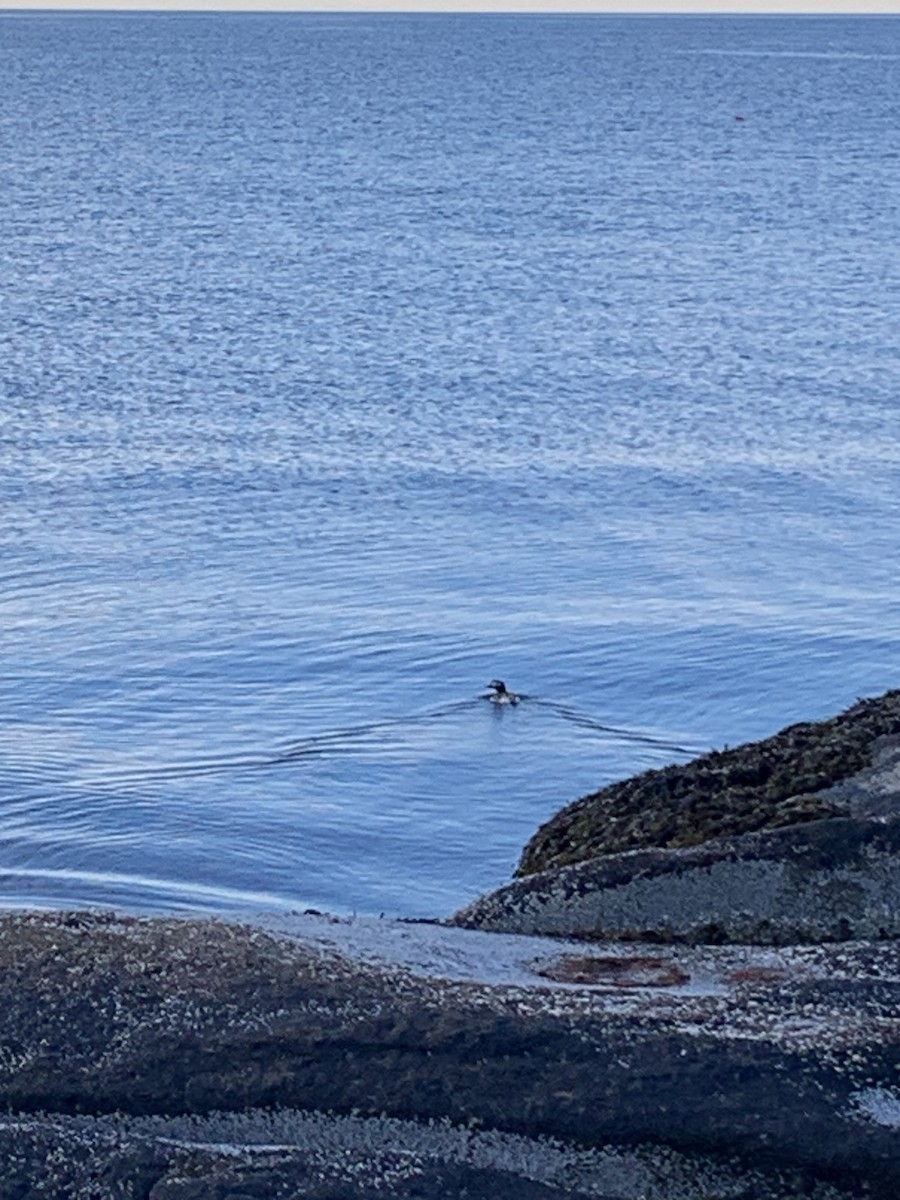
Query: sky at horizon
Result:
<box><xmin>2</xmin><ymin>1</ymin><xmax>900</xmax><ymax>15</ymax></box>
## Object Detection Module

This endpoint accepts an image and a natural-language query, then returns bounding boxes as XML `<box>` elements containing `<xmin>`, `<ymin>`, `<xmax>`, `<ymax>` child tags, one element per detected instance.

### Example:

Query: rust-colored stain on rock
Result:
<box><xmin>533</xmin><ymin>953</ymin><xmax>691</xmax><ymax>988</ymax></box>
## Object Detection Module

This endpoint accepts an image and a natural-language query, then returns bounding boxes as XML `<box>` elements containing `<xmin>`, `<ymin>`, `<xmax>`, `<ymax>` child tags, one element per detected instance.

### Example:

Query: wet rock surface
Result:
<box><xmin>0</xmin><ymin>911</ymin><xmax>898</xmax><ymax>1199</ymax></box>
<box><xmin>452</xmin><ymin>815</ymin><xmax>900</xmax><ymax>943</ymax></box>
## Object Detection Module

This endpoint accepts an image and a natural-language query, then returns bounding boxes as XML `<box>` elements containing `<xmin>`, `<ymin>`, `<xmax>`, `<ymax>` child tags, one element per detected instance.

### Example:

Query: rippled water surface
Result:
<box><xmin>1</xmin><ymin>13</ymin><xmax>898</xmax><ymax>917</ymax></box>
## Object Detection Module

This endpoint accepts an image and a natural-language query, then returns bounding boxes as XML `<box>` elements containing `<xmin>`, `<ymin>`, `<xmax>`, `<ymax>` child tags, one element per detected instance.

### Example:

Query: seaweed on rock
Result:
<box><xmin>517</xmin><ymin>690</ymin><xmax>900</xmax><ymax>876</ymax></box>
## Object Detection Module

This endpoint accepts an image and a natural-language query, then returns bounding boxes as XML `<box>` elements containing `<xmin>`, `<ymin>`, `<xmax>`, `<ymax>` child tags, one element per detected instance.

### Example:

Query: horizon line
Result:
<box><xmin>3</xmin><ymin>2</ymin><xmax>900</xmax><ymax>15</ymax></box>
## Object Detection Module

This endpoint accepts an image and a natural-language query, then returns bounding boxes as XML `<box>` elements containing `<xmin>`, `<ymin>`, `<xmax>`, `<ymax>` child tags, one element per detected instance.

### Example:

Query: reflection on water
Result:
<box><xmin>1</xmin><ymin>12</ymin><xmax>899</xmax><ymax>916</ymax></box>
<box><xmin>0</xmin><ymin>687</ymin><xmax>705</xmax><ymax>917</ymax></box>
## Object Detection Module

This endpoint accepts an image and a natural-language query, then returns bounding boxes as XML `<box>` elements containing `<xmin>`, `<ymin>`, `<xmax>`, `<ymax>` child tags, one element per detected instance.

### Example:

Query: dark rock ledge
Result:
<box><xmin>451</xmin><ymin>815</ymin><xmax>900</xmax><ymax>944</ymax></box>
<box><xmin>4</xmin><ymin>692</ymin><xmax>900</xmax><ymax>1198</ymax></box>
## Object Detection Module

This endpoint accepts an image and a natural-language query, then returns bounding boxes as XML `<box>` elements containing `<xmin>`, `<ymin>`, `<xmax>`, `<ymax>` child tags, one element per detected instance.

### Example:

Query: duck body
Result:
<box><xmin>485</xmin><ymin>679</ymin><xmax>520</xmax><ymax>705</ymax></box>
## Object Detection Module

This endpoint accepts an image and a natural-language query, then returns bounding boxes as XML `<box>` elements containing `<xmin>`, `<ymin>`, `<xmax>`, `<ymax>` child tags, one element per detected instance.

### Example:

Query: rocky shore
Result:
<box><xmin>453</xmin><ymin>692</ymin><xmax>900</xmax><ymax>946</ymax></box>
<box><xmin>516</xmin><ymin>690</ymin><xmax>900</xmax><ymax>875</ymax></box>
<box><xmin>2</xmin><ymin>692</ymin><xmax>899</xmax><ymax>1198</ymax></box>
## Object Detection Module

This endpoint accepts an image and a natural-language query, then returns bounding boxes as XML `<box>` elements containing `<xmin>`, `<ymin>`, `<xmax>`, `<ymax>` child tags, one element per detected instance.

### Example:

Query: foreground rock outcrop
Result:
<box><xmin>517</xmin><ymin>691</ymin><xmax>900</xmax><ymax>875</ymax></box>
<box><xmin>0</xmin><ymin>910</ymin><xmax>898</xmax><ymax>1198</ymax></box>
<box><xmin>452</xmin><ymin>814</ymin><xmax>900</xmax><ymax>943</ymax></box>
<box><xmin>453</xmin><ymin>696</ymin><xmax>900</xmax><ymax>946</ymax></box>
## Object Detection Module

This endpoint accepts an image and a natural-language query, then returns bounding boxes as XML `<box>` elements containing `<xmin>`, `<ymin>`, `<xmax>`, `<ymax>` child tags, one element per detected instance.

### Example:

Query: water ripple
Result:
<box><xmin>1</xmin><ymin>11</ymin><xmax>899</xmax><ymax>916</ymax></box>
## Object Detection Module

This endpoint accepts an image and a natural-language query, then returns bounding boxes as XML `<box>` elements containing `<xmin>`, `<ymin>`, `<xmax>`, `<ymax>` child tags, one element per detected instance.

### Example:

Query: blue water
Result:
<box><xmin>1</xmin><ymin>12</ymin><xmax>898</xmax><ymax>919</ymax></box>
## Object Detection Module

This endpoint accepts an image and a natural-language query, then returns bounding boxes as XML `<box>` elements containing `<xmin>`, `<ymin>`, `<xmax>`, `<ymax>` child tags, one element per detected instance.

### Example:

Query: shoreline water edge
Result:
<box><xmin>2</xmin><ymin>690</ymin><xmax>899</xmax><ymax>1198</ymax></box>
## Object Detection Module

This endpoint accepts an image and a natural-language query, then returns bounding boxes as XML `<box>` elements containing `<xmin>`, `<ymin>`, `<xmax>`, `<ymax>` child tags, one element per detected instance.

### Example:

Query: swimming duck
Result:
<box><xmin>485</xmin><ymin>679</ymin><xmax>520</xmax><ymax>705</ymax></box>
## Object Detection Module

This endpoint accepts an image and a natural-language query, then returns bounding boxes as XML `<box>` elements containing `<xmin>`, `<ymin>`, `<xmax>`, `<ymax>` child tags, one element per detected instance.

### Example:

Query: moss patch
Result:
<box><xmin>517</xmin><ymin>690</ymin><xmax>900</xmax><ymax>877</ymax></box>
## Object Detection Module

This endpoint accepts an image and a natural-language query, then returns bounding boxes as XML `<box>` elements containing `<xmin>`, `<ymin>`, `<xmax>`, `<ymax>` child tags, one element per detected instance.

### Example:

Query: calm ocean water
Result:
<box><xmin>1</xmin><ymin>12</ymin><xmax>898</xmax><ymax>919</ymax></box>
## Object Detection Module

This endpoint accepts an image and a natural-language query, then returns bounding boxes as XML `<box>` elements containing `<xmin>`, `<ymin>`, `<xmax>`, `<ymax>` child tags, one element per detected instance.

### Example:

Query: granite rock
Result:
<box><xmin>452</xmin><ymin>815</ymin><xmax>900</xmax><ymax>944</ymax></box>
<box><xmin>0</xmin><ymin>911</ymin><xmax>898</xmax><ymax>1199</ymax></box>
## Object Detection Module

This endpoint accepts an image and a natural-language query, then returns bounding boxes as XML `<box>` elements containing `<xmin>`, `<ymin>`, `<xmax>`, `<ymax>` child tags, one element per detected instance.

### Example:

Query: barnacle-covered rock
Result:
<box><xmin>0</xmin><ymin>911</ymin><xmax>898</xmax><ymax>1199</ymax></box>
<box><xmin>453</xmin><ymin>815</ymin><xmax>900</xmax><ymax>944</ymax></box>
<box><xmin>458</xmin><ymin>693</ymin><xmax>900</xmax><ymax>946</ymax></box>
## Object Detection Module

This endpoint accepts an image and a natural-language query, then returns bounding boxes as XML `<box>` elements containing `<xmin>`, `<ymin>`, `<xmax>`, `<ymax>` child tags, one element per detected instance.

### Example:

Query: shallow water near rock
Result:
<box><xmin>1</xmin><ymin>12</ymin><xmax>899</xmax><ymax>918</ymax></box>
